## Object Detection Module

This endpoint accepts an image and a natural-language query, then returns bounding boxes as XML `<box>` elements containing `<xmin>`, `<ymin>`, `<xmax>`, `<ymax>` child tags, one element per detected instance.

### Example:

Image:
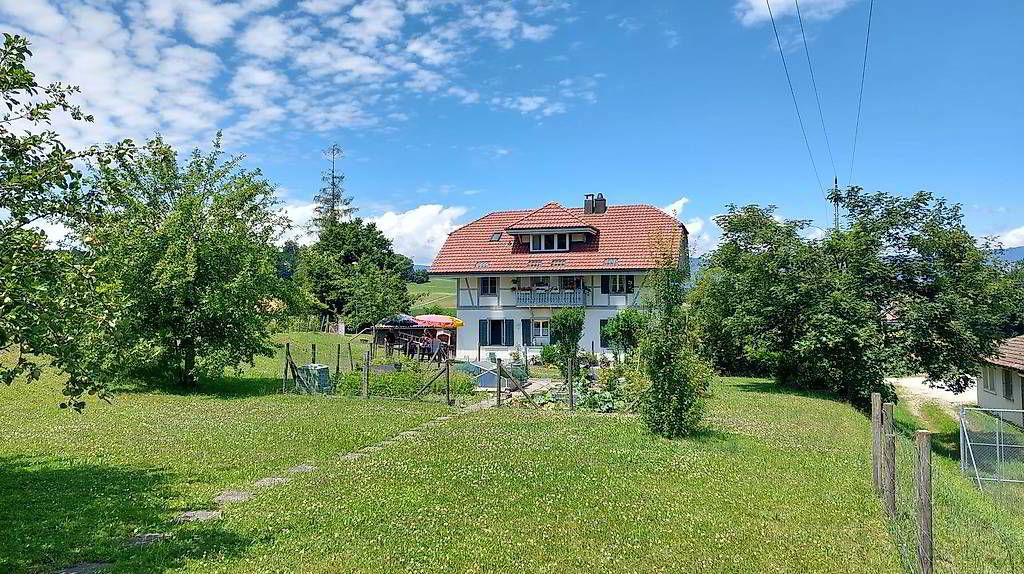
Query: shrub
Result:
<box><xmin>335</xmin><ymin>357</ymin><xmax>474</xmax><ymax>397</ymax></box>
<box><xmin>639</xmin><ymin>336</ymin><xmax>713</xmax><ymax>437</ymax></box>
<box><xmin>540</xmin><ymin>345</ymin><xmax>559</xmax><ymax>366</ymax></box>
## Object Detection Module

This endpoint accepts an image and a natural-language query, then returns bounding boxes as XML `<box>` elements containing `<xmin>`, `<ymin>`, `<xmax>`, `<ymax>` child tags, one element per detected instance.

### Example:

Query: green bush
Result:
<box><xmin>577</xmin><ymin>363</ymin><xmax>648</xmax><ymax>413</ymax></box>
<box><xmin>540</xmin><ymin>345</ymin><xmax>559</xmax><ymax>366</ymax></box>
<box><xmin>639</xmin><ymin>338</ymin><xmax>713</xmax><ymax>438</ymax></box>
<box><xmin>335</xmin><ymin>357</ymin><xmax>475</xmax><ymax>397</ymax></box>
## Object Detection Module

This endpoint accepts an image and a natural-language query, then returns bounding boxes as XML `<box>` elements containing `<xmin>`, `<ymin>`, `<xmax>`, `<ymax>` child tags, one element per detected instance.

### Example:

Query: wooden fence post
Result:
<box><xmin>362</xmin><ymin>350</ymin><xmax>370</xmax><ymax>399</ymax></box>
<box><xmin>882</xmin><ymin>402</ymin><xmax>896</xmax><ymax>518</ymax></box>
<box><xmin>282</xmin><ymin>342</ymin><xmax>290</xmax><ymax>392</ymax></box>
<box><xmin>568</xmin><ymin>356</ymin><xmax>575</xmax><ymax>411</ymax></box>
<box><xmin>445</xmin><ymin>360</ymin><xmax>451</xmax><ymax>406</ymax></box>
<box><xmin>348</xmin><ymin>341</ymin><xmax>355</xmax><ymax>372</ymax></box>
<box><xmin>495</xmin><ymin>358</ymin><xmax>503</xmax><ymax>407</ymax></box>
<box><xmin>312</xmin><ymin>343</ymin><xmax>317</xmax><ymax>364</ymax></box>
<box><xmin>335</xmin><ymin>343</ymin><xmax>341</xmax><ymax>374</ymax></box>
<box><xmin>871</xmin><ymin>392</ymin><xmax>882</xmax><ymax>495</ymax></box>
<box><xmin>916</xmin><ymin>430</ymin><xmax>933</xmax><ymax>574</ymax></box>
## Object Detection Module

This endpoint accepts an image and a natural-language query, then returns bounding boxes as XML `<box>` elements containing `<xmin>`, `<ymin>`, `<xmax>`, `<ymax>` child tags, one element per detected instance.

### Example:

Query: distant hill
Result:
<box><xmin>413</xmin><ymin>263</ymin><xmax>430</xmax><ymax>271</ymax></box>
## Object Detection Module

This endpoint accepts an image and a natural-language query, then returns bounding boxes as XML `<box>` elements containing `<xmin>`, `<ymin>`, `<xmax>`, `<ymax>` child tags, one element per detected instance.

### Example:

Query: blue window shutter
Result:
<box><xmin>522</xmin><ymin>319</ymin><xmax>532</xmax><ymax>346</ymax></box>
<box><xmin>478</xmin><ymin>320</ymin><xmax>488</xmax><ymax>346</ymax></box>
<box><xmin>503</xmin><ymin>319</ymin><xmax>514</xmax><ymax>346</ymax></box>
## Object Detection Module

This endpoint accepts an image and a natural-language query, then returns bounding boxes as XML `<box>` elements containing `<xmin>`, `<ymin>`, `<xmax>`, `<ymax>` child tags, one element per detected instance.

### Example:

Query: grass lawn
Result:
<box><xmin>3</xmin><ymin>373</ymin><xmax>925</xmax><ymax>573</ymax></box>
<box><xmin>408</xmin><ymin>278</ymin><xmax>456</xmax><ymax>313</ymax></box>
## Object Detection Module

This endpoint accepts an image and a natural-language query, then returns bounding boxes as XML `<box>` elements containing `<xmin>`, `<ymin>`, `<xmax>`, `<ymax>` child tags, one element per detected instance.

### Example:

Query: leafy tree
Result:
<box><xmin>342</xmin><ymin>259</ymin><xmax>413</xmax><ymax>330</ymax></box>
<box><xmin>1</xmin><ymin>33</ymin><xmax>131</xmax><ymax>409</ymax></box>
<box><xmin>310</xmin><ymin>143</ymin><xmax>355</xmax><ymax>232</ymax></box>
<box><xmin>550</xmin><ymin>306</ymin><xmax>585</xmax><ymax>376</ymax></box>
<box><xmin>276</xmin><ymin>239</ymin><xmax>301</xmax><ymax>280</ymax></box>
<box><xmin>601</xmin><ymin>308</ymin><xmax>647</xmax><ymax>358</ymax></box>
<box><xmin>638</xmin><ymin>248</ymin><xmax>712</xmax><ymax>437</ymax></box>
<box><xmin>692</xmin><ymin>188</ymin><xmax>1022</xmax><ymax>405</ymax></box>
<box><xmin>297</xmin><ymin>215</ymin><xmax>414</xmax><ymax>328</ymax></box>
<box><xmin>84</xmin><ymin>135</ymin><xmax>299</xmax><ymax>388</ymax></box>
<box><xmin>408</xmin><ymin>268</ymin><xmax>430</xmax><ymax>283</ymax></box>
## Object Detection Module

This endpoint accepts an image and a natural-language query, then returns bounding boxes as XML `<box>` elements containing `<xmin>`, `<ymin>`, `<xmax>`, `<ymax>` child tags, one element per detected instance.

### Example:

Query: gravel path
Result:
<box><xmin>889</xmin><ymin>375</ymin><xmax>975</xmax><ymax>416</ymax></box>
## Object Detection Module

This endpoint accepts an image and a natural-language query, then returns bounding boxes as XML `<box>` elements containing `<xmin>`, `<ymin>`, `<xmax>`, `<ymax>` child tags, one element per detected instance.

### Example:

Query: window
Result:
<box><xmin>983</xmin><ymin>367</ymin><xmax>996</xmax><ymax>393</ymax></box>
<box><xmin>602</xmin><ymin>274</ymin><xmax>634</xmax><ymax>295</ymax></box>
<box><xmin>530</xmin><ymin>276</ymin><xmax>550</xmax><ymax>289</ymax></box>
<box><xmin>1004</xmin><ymin>369</ymin><xmax>1015</xmax><ymax>400</ymax></box>
<box><xmin>533</xmin><ymin>320</ymin><xmax>549</xmax><ymax>339</ymax></box>
<box><xmin>560</xmin><ymin>275</ymin><xmax>582</xmax><ymax>291</ymax></box>
<box><xmin>479</xmin><ymin>319</ymin><xmax>514</xmax><ymax>347</ymax></box>
<box><xmin>530</xmin><ymin>233</ymin><xmax>569</xmax><ymax>252</ymax></box>
<box><xmin>479</xmin><ymin>276</ymin><xmax>498</xmax><ymax>296</ymax></box>
<box><xmin>490</xmin><ymin>232</ymin><xmax>502</xmax><ymax>241</ymax></box>
<box><xmin>610</xmin><ymin>275</ymin><xmax>625</xmax><ymax>294</ymax></box>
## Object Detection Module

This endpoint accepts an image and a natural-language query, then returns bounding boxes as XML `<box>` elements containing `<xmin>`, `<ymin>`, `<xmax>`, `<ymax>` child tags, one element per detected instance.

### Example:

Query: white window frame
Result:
<box><xmin>983</xmin><ymin>366</ymin><xmax>997</xmax><ymax>393</ymax></box>
<box><xmin>609</xmin><ymin>274</ymin><xmax>626</xmax><ymax>294</ymax></box>
<box><xmin>532</xmin><ymin>320</ymin><xmax>549</xmax><ymax>339</ymax></box>
<box><xmin>530</xmin><ymin>233</ymin><xmax>570</xmax><ymax>252</ymax></box>
<box><xmin>479</xmin><ymin>276</ymin><xmax>498</xmax><ymax>297</ymax></box>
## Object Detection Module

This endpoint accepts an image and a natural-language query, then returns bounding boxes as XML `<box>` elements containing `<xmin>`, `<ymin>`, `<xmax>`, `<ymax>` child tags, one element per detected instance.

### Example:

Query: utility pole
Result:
<box><xmin>828</xmin><ymin>176</ymin><xmax>841</xmax><ymax>230</ymax></box>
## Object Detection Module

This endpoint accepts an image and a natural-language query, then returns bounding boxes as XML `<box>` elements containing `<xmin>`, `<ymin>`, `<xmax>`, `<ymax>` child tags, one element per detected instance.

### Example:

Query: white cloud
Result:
<box><xmin>521</xmin><ymin>22</ymin><xmax>555</xmax><ymax>41</ymax></box>
<box><xmin>447</xmin><ymin>86</ymin><xmax>481</xmax><ymax>104</ymax></box>
<box><xmin>279</xmin><ymin>201</ymin><xmax>319</xmax><ymax>245</ymax></box>
<box><xmin>0</xmin><ymin>0</ymin><xmax>577</xmax><ymax>151</ymax></box>
<box><xmin>369</xmin><ymin>204</ymin><xmax>469</xmax><ymax>263</ymax></box>
<box><xmin>237</xmin><ymin>15</ymin><xmax>292</xmax><ymax>59</ymax></box>
<box><xmin>1001</xmin><ymin>226</ymin><xmax>1024</xmax><ymax>249</ymax></box>
<box><xmin>733</xmin><ymin>0</ymin><xmax>856</xmax><ymax>27</ymax></box>
<box><xmin>661</xmin><ymin>197</ymin><xmax>690</xmax><ymax>218</ymax></box>
<box><xmin>298</xmin><ymin>0</ymin><xmax>355</xmax><ymax>15</ymax></box>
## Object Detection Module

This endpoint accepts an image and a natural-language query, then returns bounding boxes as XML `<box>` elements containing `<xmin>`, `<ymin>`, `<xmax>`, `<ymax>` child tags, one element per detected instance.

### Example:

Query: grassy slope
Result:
<box><xmin>134</xmin><ymin>379</ymin><xmax>897</xmax><ymax>573</ymax></box>
<box><xmin>12</xmin><ymin>367</ymin><xmax>1018</xmax><ymax>572</ymax></box>
<box><xmin>408</xmin><ymin>278</ymin><xmax>456</xmax><ymax>312</ymax></box>
<box><xmin>0</xmin><ymin>332</ymin><xmax>443</xmax><ymax>573</ymax></box>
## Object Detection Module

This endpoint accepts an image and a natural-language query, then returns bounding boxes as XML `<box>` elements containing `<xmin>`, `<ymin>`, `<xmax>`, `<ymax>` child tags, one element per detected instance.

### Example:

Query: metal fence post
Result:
<box><xmin>916</xmin><ymin>430</ymin><xmax>933</xmax><ymax>574</ymax></box>
<box><xmin>312</xmin><ymin>343</ymin><xmax>317</xmax><ymax>364</ymax></box>
<box><xmin>882</xmin><ymin>402</ymin><xmax>897</xmax><ymax>518</ymax></box>
<box><xmin>496</xmin><ymin>358</ymin><xmax>503</xmax><ymax>407</ymax></box>
<box><xmin>336</xmin><ymin>343</ymin><xmax>341</xmax><ymax>374</ymax></box>
<box><xmin>362</xmin><ymin>350</ymin><xmax>370</xmax><ymax>399</ymax></box>
<box><xmin>871</xmin><ymin>392</ymin><xmax>882</xmax><ymax>496</ymax></box>
<box><xmin>996</xmin><ymin>416</ymin><xmax>1004</xmax><ymax>470</ymax></box>
<box><xmin>959</xmin><ymin>406</ymin><xmax>966</xmax><ymax>474</ymax></box>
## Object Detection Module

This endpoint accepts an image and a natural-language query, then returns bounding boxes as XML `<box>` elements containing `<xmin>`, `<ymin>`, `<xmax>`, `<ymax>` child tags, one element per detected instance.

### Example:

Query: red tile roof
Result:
<box><xmin>987</xmin><ymin>336</ymin><xmax>1024</xmax><ymax>373</ymax></box>
<box><xmin>506</xmin><ymin>202</ymin><xmax>596</xmax><ymax>232</ymax></box>
<box><xmin>429</xmin><ymin>203</ymin><xmax>687</xmax><ymax>274</ymax></box>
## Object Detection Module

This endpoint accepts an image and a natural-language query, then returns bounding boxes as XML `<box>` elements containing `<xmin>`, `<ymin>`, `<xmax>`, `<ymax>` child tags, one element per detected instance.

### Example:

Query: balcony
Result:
<box><xmin>515</xmin><ymin>288</ymin><xmax>585</xmax><ymax>307</ymax></box>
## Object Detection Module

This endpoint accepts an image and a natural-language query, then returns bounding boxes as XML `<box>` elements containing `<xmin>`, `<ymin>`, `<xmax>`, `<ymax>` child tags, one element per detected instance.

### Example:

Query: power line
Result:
<box><xmin>793</xmin><ymin>0</ymin><xmax>837</xmax><ymax>181</ymax></box>
<box><xmin>764</xmin><ymin>0</ymin><xmax>825</xmax><ymax>194</ymax></box>
<box><xmin>848</xmin><ymin>0</ymin><xmax>875</xmax><ymax>187</ymax></box>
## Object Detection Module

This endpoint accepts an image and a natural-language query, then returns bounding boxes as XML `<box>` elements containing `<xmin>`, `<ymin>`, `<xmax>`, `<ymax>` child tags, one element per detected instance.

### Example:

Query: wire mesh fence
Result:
<box><xmin>961</xmin><ymin>407</ymin><xmax>1024</xmax><ymax>488</ymax></box>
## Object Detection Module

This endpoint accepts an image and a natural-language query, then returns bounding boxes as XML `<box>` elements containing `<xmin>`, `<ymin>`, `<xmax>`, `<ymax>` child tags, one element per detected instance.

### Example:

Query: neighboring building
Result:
<box><xmin>978</xmin><ymin>336</ymin><xmax>1024</xmax><ymax>426</ymax></box>
<box><xmin>429</xmin><ymin>194</ymin><xmax>688</xmax><ymax>361</ymax></box>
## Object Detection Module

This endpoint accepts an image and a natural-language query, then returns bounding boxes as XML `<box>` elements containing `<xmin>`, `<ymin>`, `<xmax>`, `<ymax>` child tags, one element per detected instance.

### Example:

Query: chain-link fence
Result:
<box><xmin>960</xmin><ymin>407</ymin><xmax>1024</xmax><ymax>488</ymax></box>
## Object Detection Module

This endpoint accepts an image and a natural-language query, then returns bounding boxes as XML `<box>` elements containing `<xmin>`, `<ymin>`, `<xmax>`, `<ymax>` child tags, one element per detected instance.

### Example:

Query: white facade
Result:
<box><xmin>449</xmin><ymin>273</ymin><xmax>645</xmax><ymax>361</ymax></box>
<box><xmin>977</xmin><ymin>364</ymin><xmax>1024</xmax><ymax>426</ymax></box>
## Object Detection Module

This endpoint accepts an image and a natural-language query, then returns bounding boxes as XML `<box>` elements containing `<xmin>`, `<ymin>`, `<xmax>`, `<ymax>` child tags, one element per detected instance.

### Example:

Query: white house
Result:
<box><xmin>977</xmin><ymin>336</ymin><xmax>1024</xmax><ymax>426</ymax></box>
<box><xmin>429</xmin><ymin>194</ymin><xmax>688</xmax><ymax>361</ymax></box>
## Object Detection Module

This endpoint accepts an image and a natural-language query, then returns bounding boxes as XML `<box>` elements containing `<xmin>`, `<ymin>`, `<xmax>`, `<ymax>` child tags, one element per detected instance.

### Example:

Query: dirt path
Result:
<box><xmin>889</xmin><ymin>375</ymin><xmax>974</xmax><ymax>416</ymax></box>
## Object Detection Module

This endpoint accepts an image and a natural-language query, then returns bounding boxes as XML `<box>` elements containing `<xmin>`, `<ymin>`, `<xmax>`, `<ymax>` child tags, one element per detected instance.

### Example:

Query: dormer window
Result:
<box><xmin>530</xmin><ymin>233</ymin><xmax>569</xmax><ymax>252</ymax></box>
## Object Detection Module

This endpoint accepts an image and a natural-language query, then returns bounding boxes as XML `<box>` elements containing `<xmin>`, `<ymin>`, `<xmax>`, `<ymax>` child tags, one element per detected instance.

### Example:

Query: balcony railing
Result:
<box><xmin>515</xmin><ymin>288</ymin><xmax>585</xmax><ymax>307</ymax></box>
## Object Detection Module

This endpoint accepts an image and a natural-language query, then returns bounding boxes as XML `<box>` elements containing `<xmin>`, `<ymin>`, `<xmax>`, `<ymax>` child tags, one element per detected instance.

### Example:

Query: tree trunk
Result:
<box><xmin>180</xmin><ymin>339</ymin><xmax>197</xmax><ymax>388</ymax></box>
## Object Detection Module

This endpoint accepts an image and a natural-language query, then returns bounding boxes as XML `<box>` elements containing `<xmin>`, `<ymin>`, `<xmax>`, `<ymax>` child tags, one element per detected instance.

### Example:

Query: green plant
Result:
<box><xmin>85</xmin><ymin>135</ymin><xmax>302</xmax><ymax>388</ymax></box>
<box><xmin>540</xmin><ymin>344</ymin><xmax>559</xmax><ymax>366</ymax></box>
<box><xmin>551</xmin><ymin>306</ymin><xmax>585</xmax><ymax>377</ymax></box>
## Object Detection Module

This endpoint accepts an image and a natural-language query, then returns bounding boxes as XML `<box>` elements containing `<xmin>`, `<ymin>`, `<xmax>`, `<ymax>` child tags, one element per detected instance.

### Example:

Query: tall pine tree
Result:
<box><xmin>311</xmin><ymin>143</ymin><xmax>355</xmax><ymax>232</ymax></box>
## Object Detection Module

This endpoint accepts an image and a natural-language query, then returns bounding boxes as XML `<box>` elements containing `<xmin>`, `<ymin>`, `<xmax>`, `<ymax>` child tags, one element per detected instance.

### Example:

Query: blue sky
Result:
<box><xmin>2</xmin><ymin>0</ymin><xmax>1021</xmax><ymax>263</ymax></box>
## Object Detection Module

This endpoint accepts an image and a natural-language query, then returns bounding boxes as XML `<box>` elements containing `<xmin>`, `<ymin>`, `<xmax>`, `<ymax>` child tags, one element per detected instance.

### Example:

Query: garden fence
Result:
<box><xmin>960</xmin><ymin>406</ymin><xmax>1024</xmax><ymax>488</ymax></box>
